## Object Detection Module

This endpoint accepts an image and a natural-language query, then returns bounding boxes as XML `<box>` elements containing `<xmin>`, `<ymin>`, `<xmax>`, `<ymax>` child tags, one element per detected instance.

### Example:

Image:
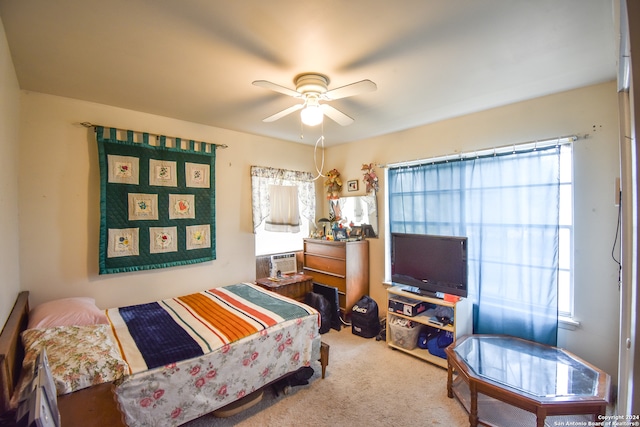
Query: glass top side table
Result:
<box><xmin>453</xmin><ymin>335</ymin><xmax>600</xmax><ymax>397</ymax></box>
<box><xmin>446</xmin><ymin>335</ymin><xmax>610</xmax><ymax>427</ymax></box>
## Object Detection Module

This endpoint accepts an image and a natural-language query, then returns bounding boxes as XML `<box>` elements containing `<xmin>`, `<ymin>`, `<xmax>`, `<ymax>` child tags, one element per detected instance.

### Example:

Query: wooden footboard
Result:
<box><xmin>0</xmin><ymin>291</ymin><xmax>29</xmax><ymax>422</ymax></box>
<box><xmin>57</xmin><ymin>383</ymin><xmax>126</xmax><ymax>427</ymax></box>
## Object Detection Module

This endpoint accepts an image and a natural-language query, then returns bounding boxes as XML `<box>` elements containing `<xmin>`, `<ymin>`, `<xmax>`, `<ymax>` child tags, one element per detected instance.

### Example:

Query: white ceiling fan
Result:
<box><xmin>252</xmin><ymin>73</ymin><xmax>377</xmax><ymax>126</ymax></box>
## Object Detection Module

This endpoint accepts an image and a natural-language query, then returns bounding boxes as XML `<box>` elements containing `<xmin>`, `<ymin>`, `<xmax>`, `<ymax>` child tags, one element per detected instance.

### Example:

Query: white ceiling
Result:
<box><xmin>0</xmin><ymin>1</ymin><xmax>618</xmax><ymax>146</ymax></box>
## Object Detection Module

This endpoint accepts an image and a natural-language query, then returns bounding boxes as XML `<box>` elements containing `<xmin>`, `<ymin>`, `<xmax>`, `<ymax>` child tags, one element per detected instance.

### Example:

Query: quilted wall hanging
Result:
<box><xmin>94</xmin><ymin>126</ymin><xmax>220</xmax><ymax>274</ymax></box>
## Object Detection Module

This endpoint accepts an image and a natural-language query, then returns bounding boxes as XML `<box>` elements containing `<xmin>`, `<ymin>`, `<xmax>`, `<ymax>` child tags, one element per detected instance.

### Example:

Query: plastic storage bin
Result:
<box><xmin>388</xmin><ymin>316</ymin><xmax>421</xmax><ymax>350</ymax></box>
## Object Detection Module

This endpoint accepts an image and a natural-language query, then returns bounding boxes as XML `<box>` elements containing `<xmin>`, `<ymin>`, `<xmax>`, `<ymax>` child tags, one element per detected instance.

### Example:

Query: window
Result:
<box><xmin>387</xmin><ymin>138</ymin><xmax>574</xmax><ymax>345</ymax></box>
<box><xmin>254</xmin><ymin>216</ymin><xmax>310</xmax><ymax>256</ymax></box>
<box><xmin>251</xmin><ymin>166</ymin><xmax>315</xmax><ymax>256</ymax></box>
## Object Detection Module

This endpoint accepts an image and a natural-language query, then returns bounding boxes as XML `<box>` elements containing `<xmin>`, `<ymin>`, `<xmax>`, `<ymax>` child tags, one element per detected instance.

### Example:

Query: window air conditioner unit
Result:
<box><xmin>270</xmin><ymin>253</ymin><xmax>297</xmax><ymax>277</ymax></box>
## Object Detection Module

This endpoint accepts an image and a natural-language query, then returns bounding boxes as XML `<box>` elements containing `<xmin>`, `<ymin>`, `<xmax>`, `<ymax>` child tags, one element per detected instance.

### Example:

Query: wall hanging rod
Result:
<box><xmin>80</xmin><ymin>122</ymin><xmax>229</xmax><ymax>149</ymax></box>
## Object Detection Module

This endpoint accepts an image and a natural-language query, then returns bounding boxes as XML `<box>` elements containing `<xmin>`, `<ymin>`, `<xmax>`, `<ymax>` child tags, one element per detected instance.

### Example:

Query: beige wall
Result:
<box><xmin>324</xmin><ymin>81</ymin><xmax>621</xmax><ymax>378</ymax></box>
<box><xmin>0</xmin><ymin>18</ymin><xmax>21</xmax><ymax>327</ymax></box>
<box><xmin>17</xmin><ymin>92</ymin><xmax>319</xmax><ymax>309</ymax></box>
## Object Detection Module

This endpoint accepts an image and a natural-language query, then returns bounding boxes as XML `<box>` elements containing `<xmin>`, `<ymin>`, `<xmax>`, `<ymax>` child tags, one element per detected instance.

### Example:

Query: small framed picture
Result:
<box><xmin>334</xmin><ymin>227</ymin><xmax>349</xmax><ymax>241</ymax></box>
<box><xmin>347</xmin><ymin>180</ymin><xmax>358</xmax><ymax>192</ymax></box>
<box><xmin>350</xmin><ymin>226</ymin><xmax>363</xmax><ymax>239</ymax></box>
<box><xmin>362</xmin><ymin>224</ymin><xmax>376</xmax><ymax>238</ymax></box>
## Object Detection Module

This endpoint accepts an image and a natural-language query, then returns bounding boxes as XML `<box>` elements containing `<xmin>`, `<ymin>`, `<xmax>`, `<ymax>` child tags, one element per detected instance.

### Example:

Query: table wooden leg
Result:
<box><xmin>469</xmin><ymin>382</ymin><xmax>478</xmax><ymax>427</ymax></box>
<box><xmin>447</xmin><ymin>360</ymin><xmax>454</xmax><ymax>398</ymax></box>
<box><xmin>319</xmin><ymin>342</ymin><xmax>329</xmax><ymax>379</ymax></box>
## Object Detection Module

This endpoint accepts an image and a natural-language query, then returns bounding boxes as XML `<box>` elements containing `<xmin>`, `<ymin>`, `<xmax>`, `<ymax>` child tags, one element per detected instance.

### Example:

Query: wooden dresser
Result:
<box><xmin>302</xmin><ymin>238</ymin><xmax>369</xmax><ymax>319</ymax></box>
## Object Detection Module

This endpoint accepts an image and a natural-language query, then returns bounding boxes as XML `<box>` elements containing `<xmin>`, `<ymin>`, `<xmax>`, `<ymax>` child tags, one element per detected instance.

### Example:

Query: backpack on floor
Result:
<box><xmin>351</xmin><ymin>295</ymin><xmax>380</xmax><ymax>338</ymax></box>
<box><xmin>305</xmin><ymin>292</ymin><xmax>332</xmax><ymax>334</ymax></box>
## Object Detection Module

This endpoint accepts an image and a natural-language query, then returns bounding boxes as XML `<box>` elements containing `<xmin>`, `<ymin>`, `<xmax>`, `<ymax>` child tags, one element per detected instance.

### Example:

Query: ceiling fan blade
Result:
<box><xmin>321</xmin><ymin>104</ymin><xmax>354</xmax><ymax>126</ymax></box>
<box><xmin>252</xmin><ymin>80</ymin><xmax>301</xmax><ymax>98</ymax></box>
<box><xmin>263</xmin><ymin>104</ymin><xmax>304</xmax><ymax>122</ymax></box>
<box><xmin>323</xmin><ymin>79</ymin><xmax>377</xmax><ymax>100</ymax></box>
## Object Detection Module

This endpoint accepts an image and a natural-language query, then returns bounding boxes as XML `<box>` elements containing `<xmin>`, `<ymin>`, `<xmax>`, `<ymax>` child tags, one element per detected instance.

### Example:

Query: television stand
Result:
<box><xmin>386</xmin><ymin>285</ymin><xmax>472</xmax><ymax>368</ymax></box>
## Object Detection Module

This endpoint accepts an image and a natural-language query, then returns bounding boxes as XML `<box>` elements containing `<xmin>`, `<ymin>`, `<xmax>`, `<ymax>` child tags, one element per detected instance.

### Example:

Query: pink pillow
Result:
<box><xmin>28</xmin><ymin>297</ymin><xmax>109</xmax><ymax>329</ymax></box>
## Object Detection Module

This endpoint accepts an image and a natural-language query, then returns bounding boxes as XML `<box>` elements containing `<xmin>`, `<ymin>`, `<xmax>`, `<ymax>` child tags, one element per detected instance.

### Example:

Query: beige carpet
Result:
<box><xmin>184</xmin><ymin>326</ymin><xmax>469</xmax><ymax>427</ymax></box>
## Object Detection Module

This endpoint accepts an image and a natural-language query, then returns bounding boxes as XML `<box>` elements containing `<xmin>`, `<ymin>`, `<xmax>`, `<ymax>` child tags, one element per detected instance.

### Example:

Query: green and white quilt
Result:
<box><xmin>95</xmin><ymin>126</ymin><xmax>217</xmax><ymax>274</ymax></box>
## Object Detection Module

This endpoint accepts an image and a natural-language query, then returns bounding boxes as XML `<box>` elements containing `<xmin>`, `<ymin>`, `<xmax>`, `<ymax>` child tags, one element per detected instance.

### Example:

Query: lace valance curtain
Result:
<box><xmin>251</xmin><ymin>166</ymin><xmax>315</xmax><ymax>232</ymax></box>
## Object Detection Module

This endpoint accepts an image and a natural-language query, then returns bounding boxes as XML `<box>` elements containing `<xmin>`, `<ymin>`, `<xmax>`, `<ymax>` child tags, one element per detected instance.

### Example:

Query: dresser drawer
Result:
<box><xmin>303</xmin><ymin>269</ymin><xmax>346</xmax><ymax>293</ymax></box>
<box><xmin>304</xmin><ymin>241</ymin><xmax>346</xmax><ymax>259</ymax></box>
<box><xmin>303</xmin><ymin>254</ymin><xmax>346</xmax><ymax>276</ymax></box>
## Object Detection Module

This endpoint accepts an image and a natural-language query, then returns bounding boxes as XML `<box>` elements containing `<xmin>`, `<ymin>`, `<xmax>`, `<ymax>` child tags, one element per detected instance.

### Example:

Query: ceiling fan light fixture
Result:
<box><xmin>255</xmin><ymin>73</ymin><xmax>376</xmax><ymax>126</ymax></box>
<box><xmin>300</xmin><ymin>102</ymin><xmax>324</xmax><ymax>126</ymax></box>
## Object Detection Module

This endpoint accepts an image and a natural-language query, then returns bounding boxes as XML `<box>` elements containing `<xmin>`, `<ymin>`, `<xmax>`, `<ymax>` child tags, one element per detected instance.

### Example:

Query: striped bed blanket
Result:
<box><xmin>108</xmin><ymin>282</ymin><xmax>321</xmax><ymax>426</ymax></box>
<box><xmin>107</xmin><ymin>282</ymin><xmax>319</xmax><ymax>374</ymax></box>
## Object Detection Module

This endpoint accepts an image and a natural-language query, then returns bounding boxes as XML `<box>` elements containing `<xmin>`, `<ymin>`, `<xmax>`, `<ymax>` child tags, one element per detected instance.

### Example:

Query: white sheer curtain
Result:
<box><xmin>388</xmin><ymin>144</ymin><xmax>563</xmax><ymax>346</ymax></box>
<box><xmin>265</xmin><ymin>184</ymin><xmax>300</xmax><ymax>232</ymax></box>
<box><xmin>251</xmin><ymin>166</ymin><xmax>315</xmax><ymax>233</ymax></box>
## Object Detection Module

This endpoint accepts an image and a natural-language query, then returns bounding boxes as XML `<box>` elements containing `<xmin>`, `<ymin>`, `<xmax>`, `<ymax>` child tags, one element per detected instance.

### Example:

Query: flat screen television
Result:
<box><xmin>391</xmin><ymin>232</ymin><xmax>468</xmax><ymax>298</ymax></box>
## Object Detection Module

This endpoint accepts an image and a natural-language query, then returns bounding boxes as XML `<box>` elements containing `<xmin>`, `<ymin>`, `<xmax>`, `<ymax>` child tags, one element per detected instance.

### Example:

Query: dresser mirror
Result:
<box><xmin>329</xmin><ymin>194</ymin><xmax>378</xmax><ymax>237</ymax></box>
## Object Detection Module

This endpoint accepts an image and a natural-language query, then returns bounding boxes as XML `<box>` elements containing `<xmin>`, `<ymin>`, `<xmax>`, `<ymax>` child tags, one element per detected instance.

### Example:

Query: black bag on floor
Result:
<box><xmin>351</xmin><ymin>295</ymin><xmax>380</xmax><ymax>338</ymax></box>
<box><xmin>305</xmin><ymin>292</ymin><xmax>332</xmax><ymax>334</ymax></box>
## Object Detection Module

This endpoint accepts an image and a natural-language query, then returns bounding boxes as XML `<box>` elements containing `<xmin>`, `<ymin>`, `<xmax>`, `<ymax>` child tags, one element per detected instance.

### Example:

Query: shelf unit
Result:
<box><xmin>386</xmin><ymin>285</ymin><xmax>472</xmax><ymax>368</ymax></box>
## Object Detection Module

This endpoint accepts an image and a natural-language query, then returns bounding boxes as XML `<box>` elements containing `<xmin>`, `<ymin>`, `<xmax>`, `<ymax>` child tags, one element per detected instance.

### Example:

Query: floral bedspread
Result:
<box><xmin>108</xmin><ymin>283</ymin><xmax>321</xmax><ymax>426</ymax></box>
<box><xmin>20</xmin><ymin>324</ymin><xmax>129</xmax><ymax>396</ymax></box>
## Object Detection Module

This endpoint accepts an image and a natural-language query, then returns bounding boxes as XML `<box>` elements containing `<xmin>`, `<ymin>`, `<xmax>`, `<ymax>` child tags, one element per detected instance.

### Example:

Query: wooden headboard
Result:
<box><xmin>0</xmin><ymin>291</ymin><xmax>29</xmax><ymax>417</ymax></box>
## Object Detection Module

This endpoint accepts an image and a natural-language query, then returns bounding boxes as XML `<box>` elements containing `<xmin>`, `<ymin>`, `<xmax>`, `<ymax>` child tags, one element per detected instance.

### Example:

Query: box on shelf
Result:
<box><xmin>388</xmin><ymin>295</ymin><xmax>429</xmax><ymax>317</ymax></box>
<box><xmin>388</xmin><ymin>316</ymin><xmax>421</xmax><ymax>350</ymax></box>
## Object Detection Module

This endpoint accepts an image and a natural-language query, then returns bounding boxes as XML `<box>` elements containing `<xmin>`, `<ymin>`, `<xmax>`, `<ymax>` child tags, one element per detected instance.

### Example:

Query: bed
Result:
<box><xmin>0</xmin><ymin>283</ymin><xmax>325</xmax><ymax>426</ymax></box>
